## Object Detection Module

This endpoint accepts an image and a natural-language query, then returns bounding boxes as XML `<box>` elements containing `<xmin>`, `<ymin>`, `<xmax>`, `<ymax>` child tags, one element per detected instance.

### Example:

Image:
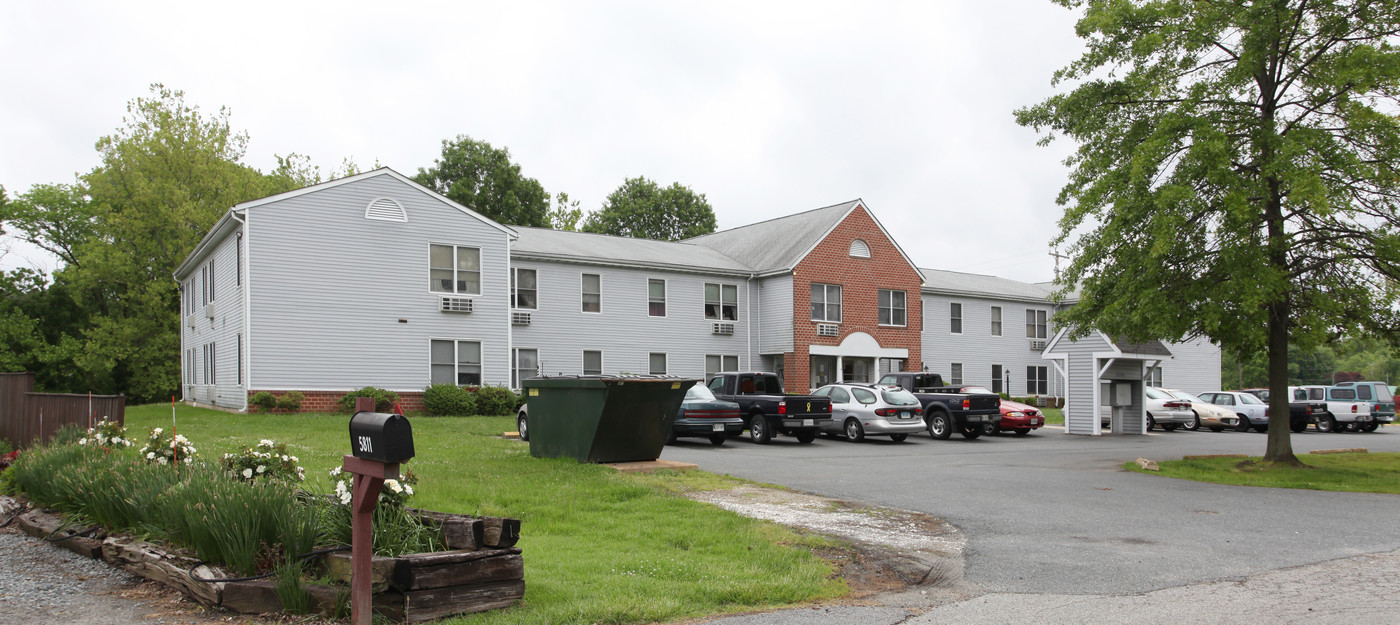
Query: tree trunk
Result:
<box><xmin>1263</xmin><ymin>298</ymin><xmax>1301</xmax><ymax>465</ymax></box>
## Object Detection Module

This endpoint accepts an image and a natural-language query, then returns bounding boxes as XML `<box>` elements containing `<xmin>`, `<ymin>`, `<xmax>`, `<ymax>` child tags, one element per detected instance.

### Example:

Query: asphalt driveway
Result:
<box><xmin>660</xmin><ymin>426</ymin><xmax>1400</xmax><ymax>596</ymax></box>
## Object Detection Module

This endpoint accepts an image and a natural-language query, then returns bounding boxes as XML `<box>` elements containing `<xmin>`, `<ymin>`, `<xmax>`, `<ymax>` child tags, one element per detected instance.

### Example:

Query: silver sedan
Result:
<box><xmin>811</xmin><ymin>383</ymin><xmax>926</xmax><ymax>442</ymax></box>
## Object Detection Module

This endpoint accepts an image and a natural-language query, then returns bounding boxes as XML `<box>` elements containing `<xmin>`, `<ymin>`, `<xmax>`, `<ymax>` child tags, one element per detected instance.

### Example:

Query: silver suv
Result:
<box><xmin>811</xmin><ymin>383</ymin><xmax>926</xmax><ymax>442</ymax></box>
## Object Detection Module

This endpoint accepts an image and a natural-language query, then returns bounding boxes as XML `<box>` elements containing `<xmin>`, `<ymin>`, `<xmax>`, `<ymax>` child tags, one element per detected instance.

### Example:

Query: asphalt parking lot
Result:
<box><xmin>660</xmin><ymin>425</ymin><xmax>1400</xmax><ymax>596</ymax></box>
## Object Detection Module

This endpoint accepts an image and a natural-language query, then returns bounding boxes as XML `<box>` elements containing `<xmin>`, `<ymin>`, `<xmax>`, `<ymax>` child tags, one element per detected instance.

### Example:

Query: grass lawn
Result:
<box><xmin>124</xmin><ymin>404</ymin><xmax>845</xmax><ymax>624</ymax></box>
<box><xmin>1040</xmin><ymin>407</ymin><xmax>1063</xmax><ymax>425</ymax></box>
<box><xmin>1123</xmin><ymin>451</ymin><xmax>1400</xmax><ymax>494</ymax></box>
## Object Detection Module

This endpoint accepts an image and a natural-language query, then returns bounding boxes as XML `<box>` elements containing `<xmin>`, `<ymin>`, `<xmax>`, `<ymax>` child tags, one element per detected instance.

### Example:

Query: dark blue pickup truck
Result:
<box><xmin>706</xmin><ymin>372</ymin><xmax>831</xmax><ymax>444</ymax></box>
<box><xmin>877</xmin><ymin>372</ymin><xmax>1001</xmax><ymax>440</ymax></box>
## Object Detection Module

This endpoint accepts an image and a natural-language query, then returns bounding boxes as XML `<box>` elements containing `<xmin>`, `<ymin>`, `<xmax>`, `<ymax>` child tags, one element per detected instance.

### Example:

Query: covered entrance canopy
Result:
<box><xmin>1042</xmin><ymin>329</ymin><xmax>1173</xmax><ymax>436</ymax></box>
<box><xmin>810</xmin><ymin>331</ymin><xmax>908</xmax><ymax>387</ymax></box>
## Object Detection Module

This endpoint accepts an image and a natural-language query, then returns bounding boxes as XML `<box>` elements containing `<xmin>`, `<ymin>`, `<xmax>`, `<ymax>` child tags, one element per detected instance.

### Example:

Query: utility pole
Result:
<box><xmin>1049</xmin><ymin>247</ymin><xmax>1070</xmax><ymax>281</ymax></box>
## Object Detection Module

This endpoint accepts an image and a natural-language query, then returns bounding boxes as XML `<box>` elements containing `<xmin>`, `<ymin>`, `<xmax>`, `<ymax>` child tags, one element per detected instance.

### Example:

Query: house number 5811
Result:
<box><xmin>357</xmin><ymin>435</ymin><xmax>373</xmax><ymax>453</ymax></box>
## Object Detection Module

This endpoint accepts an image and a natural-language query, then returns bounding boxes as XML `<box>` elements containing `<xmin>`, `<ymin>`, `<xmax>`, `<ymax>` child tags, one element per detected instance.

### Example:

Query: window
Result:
<box><xmin>705</xmin><ymin>283</ymin><xmax>738</xmax><ymax>320</ymax></box>
<box><xmin>202</xmin><ymin>259</ymin><xmax>215</xmax><ymax>305</ymax></box>
<box><xmin>204</xmin><ymin>342</ymin><xmax>216</xmax><ymax>384</ymax></box>
<box><xmin>583</xmin><ymin>350</ymin><xmax>603</xmax><ymax>376</ymax></box>
<box><xmin>705</xmin><ymin>354</ymin><xmax>739</xmax><ymax>378</ymax></box>
<box><xmin>236</xmin><ymin>231</ymin><xmax>242</xmax><ymax>286</ymax></box>
<box><xmin>1027</xmin><ymin>366</ymin><xmax>1048</xmax><ymax>395</ymax></box>
<box><xmin>582</xmin><ymin>274</ymin><xmax>601</xmax><ymax>313</ymax></box>
<box><xmin>648</xmin><ymin>279</ymin><xmax>666</xmax><ymax>317</ymax></box>
<box><xmin>431</xmin><ymin>340</ymin><xmax>482</xmax><ymax>386</ymax></box>
<box><xmin>512</xmin><ymin>268</ymin><xmax>537</xmax><ymax>310</ymax></box>
<box><xmin>830</xmin><ymin>387</ymin><xmax>852</xmax><ymax>403</ymax></box>
<box><xmin>429</xmin><ymin>244</ymin><xmax>481</xmax><ymax>295</ymax></box>
<box><xmin>649</xmin><ymin>353</ymin><xmax>667</xmax><ymax>375</ymax></box>
<box><xmin>851</xmin><ymin>387</ymin><xmax>877</xmax><ymax>404</ymax></box>
<box><xmin>878</xmin><ymin>289</ymin><xmax>906</xmax><ymax>326</ymax></box>
<box><xmin>237</xmin><ymin>334</ymin><xmax>243</xmax><ymax>386</ymax></box>
<box><xmin>991</xmin><ymin>306</ymin><xmax>1002</xmax><ymax>336</ymax></box>
<box><xmin>1146</xmin><ymin>366</ymin><xmax>1162</xmax><ymax>387</ymax></box>
<box><xmin>992</xmin><ymin>364</ymin><xmax>1003</xmax><ymax>394</ymax></box>
<box><xmin>512</xmin><ymin>348</ymin><xmax>538</xmax><ymax>388</ymax></box>
<box><xmin>950</xmin><ymin>363</ymin><xmax>963</xmax><ymax>385</ymax></box>
<box><xmin>185</xmin><ymin>348</ymin><xmax>194</xmax><ymax>384</ymax></box>
<box><xmin>184</xmin><ymin>280</ymin><xmax>193</xmax><ymax>315</ymax></box>
<box><xmin>1026</xmin><ymin>309</ymin><xmax>1048</xmax><ymax>339</ymax></box>
<box><xmin>879</xmin><ymin>358</ymin><xmax>904</xmax><ymax>377</ymax></box>
<box><xmin>810</xmin><ymin>283</ymin><xmax>842</xmax><ymax>322</ymax></box>
<box><xmin>950</xmin><ymin>302</ymin><xmax>962</xmax><ymax>334</ymax></box>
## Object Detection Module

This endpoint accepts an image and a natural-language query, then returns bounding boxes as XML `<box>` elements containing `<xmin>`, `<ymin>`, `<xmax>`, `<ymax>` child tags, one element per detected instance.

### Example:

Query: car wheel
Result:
<box><xmin>1013</xmin><ymin>429</ymin><xmax>1031</xmax><ymax>437</ymax></box>
<box><xmin>1145</xmin><ymin>414</ymin><xmax>1156</xmax><ymax>431</ymax></box>
<box><xmin>928</xmin><ymin>411</ymin><xmax>952</xmax><ymax>440</ymax></box>
<box><xmin>1184</xmin><ymin>412</ymin><xmax>1200</xmax><ymax>431</ymax></box>
<box><xmin>1162</xmin><ymin>423</ymin><xmax>1179</xmax><ymax>432</ymax></box>
<box><xmin>709</xmin><ymin>433</ymin><xmax>727</xmax><ymax>446</ymax></box>
<box><xmin>1362</xmin><ymin>422</ymin><xmax>1379</xmax><ymax>433</ymax></box>
<box><xmin>795</xmin><ymin>431</ymin><xmax>816</xmax><ymax>444</ymax></box>
<box><xmin>749</xmin><ymin>415</ymin><xmax>772</xmax><ymax>444</ymax></box>
<box><xmin>1209</xmin><ymin>426</ymin><xmax>1224</xmax><ymax>432</ymax></box>
<box><xmin>516</xmin><ymin>412</ymin><xmax>530</xmax><ymax>442</ymax></box>
<box><xmin>890</xmin><ymin>433</ymin><xmax>909</xmax><ymax>442</ymax></box>
<box><xmin>1316</xmin><ymin>414</ymin><xmax>1335</xmax><ymax>433</ymax></box>
<box><xmin>961</xmin><ymin>424</ymin><xmax>983</xmax><ymax>439</ymax></box>
<box><xmin>844</xmin><ymin>419</ymin><xmax>866</xmax><ymax>442</ymax></box>
<box><xmin>1235</xmin><ymin>415</ymin><xmax>1251</xmax><ymax>432</ymax></box>
<box><xmin>983</xmin><ymin>421</ymin><xmax>1000</xmax><ymax>436</ymax></box>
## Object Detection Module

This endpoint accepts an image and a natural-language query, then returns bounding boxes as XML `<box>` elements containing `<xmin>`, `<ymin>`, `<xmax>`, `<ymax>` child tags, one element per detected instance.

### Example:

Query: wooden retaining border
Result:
<box><xmin>15</xmin><ymin>506</ymin><xmax>524</xmax><ymax>622</ymax></box>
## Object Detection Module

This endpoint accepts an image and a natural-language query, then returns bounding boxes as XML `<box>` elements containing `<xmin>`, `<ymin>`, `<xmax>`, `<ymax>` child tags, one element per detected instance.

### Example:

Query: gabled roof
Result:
<box><xmin>919</xmin><ymin>268</ymin><xmax>1056</xmax><ymax>302</ymax></box>
<box><xmin>1042</xmin><ymin>327</ymin><xmax>1172</xmax><ymax>359</ymax></box>
<box><xmin>511</xmin><ymin>227</ymin><xmax>752</xmax><ymax>275</ymax></box>
<box><xmin>685</xmin><ymin>200</ymin><xmax>859</xmax><ymax>274</ymax></box>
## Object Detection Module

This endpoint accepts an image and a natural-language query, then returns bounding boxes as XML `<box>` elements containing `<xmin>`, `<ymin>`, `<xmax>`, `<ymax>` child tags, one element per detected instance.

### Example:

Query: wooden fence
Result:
<box><xmin>0</xmin><ymin>373</ymin><xmax>126</xmax><ymax>447</ymax></box>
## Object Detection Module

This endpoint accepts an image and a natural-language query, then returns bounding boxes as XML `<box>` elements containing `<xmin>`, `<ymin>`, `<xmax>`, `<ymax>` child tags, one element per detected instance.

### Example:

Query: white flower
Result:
<box><xmin>404</xmin><ymin>484</ymin><xmax>414</xmax><ymax>496</ymax></box>
<box><xmin>157</xmin><ymin>456</ymin><xmax>168</xmax><ymax>465</ymax></box>
<box><xmin>328</xmin><ymin>467</ymin><xmax>342</xmax><ymax>477</ymax></box>
<box><xmin>184</xmin><ymin>457</ymin><xmax>193</xmax><ymax>465</ymax></box>
<box><xmin>146</xmin><ymin>452</ymin><xmax>156</xmax><ymax>460</ymax></box>
<box><xmin>338</xmin><ymin>491</ymin><xmax>352</xmax><ymax>505</ymax></box>
<box><xmin>79</xmin><ymin>439</ymin><xmax>87</xmax><ymax>446</ymax></box>
<box><xmin>241</xmin><ymin>468</ymin><xmax>253</xmax><ymax>478</ymax></box>
<box><xmin>256</xmin><ymin>465</ymin><xmax>266</xmax><ymax>474</ymax></box>
<box><xmin>386</xmin><ymin>479</ymin><xmax>403</xmax><ymax>494</ymax></box>
<box><xmin>259</xmin><ymin>439</ymin><xmax>275</xmax><ymax>448</ymax></box>
<box><xmin>153</xmin><ymin>428</ymin><xmax>163</xmax><ymax>436</ymax></box>
<box><xmin>290</xmin><ymin>456</ymin><xmax>299</xmax><ymax>463</ymax></box>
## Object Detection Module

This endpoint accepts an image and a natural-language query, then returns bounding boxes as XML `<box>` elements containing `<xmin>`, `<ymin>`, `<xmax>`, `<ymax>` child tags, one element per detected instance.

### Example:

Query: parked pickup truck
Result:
<box><xmin>1241</xmin><ymin>387</ymin><xmax>1324</xmax><ymax>432</ymax></box>
<box><xmin>876</xmin><ymin>372</ymin><xmax>1001</xmax><ymax>440</ymax></box>
<box><xmin>1297</xmin><ymin>385</ymin><xmax>1374</xmax><ymax>433</ymax></box>
<box><xmin>705</xmin><ymin>372</ymin><xmax>831</xmax><ymax>444</ymax></box>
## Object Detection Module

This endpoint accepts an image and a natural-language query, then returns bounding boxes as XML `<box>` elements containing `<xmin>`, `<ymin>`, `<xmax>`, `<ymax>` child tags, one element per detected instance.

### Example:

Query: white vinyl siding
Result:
<box><xmin>757</xmin><ymin>274</ymin><xmax>794</xmax><ymax>355</ymax></box>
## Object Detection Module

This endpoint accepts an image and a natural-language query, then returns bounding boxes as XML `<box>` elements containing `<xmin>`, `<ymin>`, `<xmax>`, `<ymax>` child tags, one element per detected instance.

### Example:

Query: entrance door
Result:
<box><xmin>843</xmin><ymin>357</ymin><xmax>875</xmax><ymax>383</ymax></box>
<box><xmin>811</xmin><ymin>356</ymin><xmax>836</xmax><ymax>388</ymax></box>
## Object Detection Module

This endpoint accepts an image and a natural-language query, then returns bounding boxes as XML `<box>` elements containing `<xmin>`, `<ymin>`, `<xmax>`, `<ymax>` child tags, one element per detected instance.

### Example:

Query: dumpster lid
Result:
<box><xmin>522</xmin><ymin>374</ymin><xmax>698</xmax><ymax>390</ymax></box>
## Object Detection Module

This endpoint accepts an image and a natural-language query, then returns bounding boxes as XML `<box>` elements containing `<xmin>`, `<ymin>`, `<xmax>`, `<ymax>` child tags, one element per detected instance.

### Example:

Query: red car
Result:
<box><xmin>961</xmin><ymin>386</ymin><xmax>1045</xmax><ymax>436</ymax></box>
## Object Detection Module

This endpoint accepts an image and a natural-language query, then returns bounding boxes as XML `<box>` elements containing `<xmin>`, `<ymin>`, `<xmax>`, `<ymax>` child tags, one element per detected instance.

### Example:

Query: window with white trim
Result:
<box><xmin>704</xmin><ymin>283</ymin><xmax>738</xmax><ymax>320</ymax></box>
<box><xmin>512</xmin><ymin>268</ymin><xmax>537</xmax><ymax>310</ymax></box>
<box><xmin>204</xmin><ymin>341</ymin><xmax>216</xmax><ymax>384</ymax></box>
<box><xmin>992</xmin><ymin>364</ymin><xmax>1003</xmax><ymax>394</ymax></box>
<box><xmin>705</xmin><ymin>354</ymin><xmax>739</xmax><ymax>379</ymax></box>
<box><xmin>950</xmin><ymin>302</ymin><xmax>962</xmax><ymax>334</ymax></box>
<box><xmin>991</xmin><ymin>306</ymin><xmax>1002</xmax><ymax>336</ymax></box>
<box><xmin>648</xmin><ymin>279</ymin><xmax>666</xmax><ymax>317</ymax></box>
<box><xmin>649</xmin><ymin>353</ymin><xmax>667</xmax><ymax>375</ymax></box>
<box><xmin>236</xmin><ymin>231</ymin><xmax>242</xmax><ymax>286</ymax></box>
<box><xmin>582</xmin><ymin>273</ymin><xmax>601</xmax><ymax>313</ymax></box>
<box><xmin>1146</xmin><ymin>366</ymin><xmax>1163</xmax><ymax>387</ymax></box>
<box><xmin>1027</xmin><ymin>366</ymin><xmax>1048</xmax><ymax>395</ymax></box>
<box><xmin>950</xmin><ymin>362</ymin><xmax>963</xmax><ymax>386</ymax></box>
<box><xmin>431</xmin><ymin>339</ymin><xmax>482</xmax><ymax>386</ymax></box>
<box><xmin>1026</xmin><ymin>309</ymin><xmax>1048</xmax><ymax>339</ymax></box>
<box><xmin>878</xmin><ymin>289</ymin><xmax>906</xmax><ymax>326</ymax></box>
<box><xmin>429</xmin><ymin>244</ymin><xmax>481</xmax><ymax>295</ymax></box>
<box><xmin>513</xmin><ymin>348</ymin><xmax>538</xmax><ymax>388</ymax></box>
<box><xmin>583</xmin><ymin>350</ymin><xmax>603</xmax><ymax>376</ymax></box>
<box><xmin>810</xmin><ymin>283</ymin><xmax>842</xmax><ymax>322</ymax></box>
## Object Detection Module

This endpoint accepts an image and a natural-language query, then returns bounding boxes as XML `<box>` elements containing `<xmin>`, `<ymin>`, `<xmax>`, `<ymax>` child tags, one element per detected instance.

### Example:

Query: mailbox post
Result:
<box><xmin>345</xmin><ymin>411</ymin><xmax>415</xmax><ymax>625</ymax></box>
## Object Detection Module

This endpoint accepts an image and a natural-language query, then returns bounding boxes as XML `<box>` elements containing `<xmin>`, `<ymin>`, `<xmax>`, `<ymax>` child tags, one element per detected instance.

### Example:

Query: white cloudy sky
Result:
<box><xmin>0</xmin><ymin>1</ymin><xmax>1086</xmax><ymax>282</ymax></box>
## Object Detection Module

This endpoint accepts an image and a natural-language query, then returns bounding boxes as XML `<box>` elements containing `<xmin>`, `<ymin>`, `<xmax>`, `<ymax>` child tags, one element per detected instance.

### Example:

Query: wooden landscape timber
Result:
<box><xmin>13</xmin><ymin>506</ymin><xmax>525</xmax><ymax>622</ymax></box>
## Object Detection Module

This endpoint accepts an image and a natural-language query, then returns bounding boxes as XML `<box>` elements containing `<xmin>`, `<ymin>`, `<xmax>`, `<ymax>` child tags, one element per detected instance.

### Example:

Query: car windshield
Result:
<box><xmin>1168</xmin><ymin>390</ymin><xmax>1203</xmax><ymax>403</ymax></box>
<box><xmin>1145</xmin><ymin>387</ymin><xmax>1169</xmax><ymax>399</ymax></box>
<box><xmin>1238</xmin><ymin>393</ymin><xmax>1263</xmax><ymax>405</ymax></box>
<box><xmin>961</xmin><ymin>386</ymin><xmax>994</xmax><ymax>395</ymax></box>
<box><xmin>881</xmin><ymin>388</ymin><xmax>920</xmax><ymax>406</ymax></box>
<box><xmin>685</xmin><ymin>383</ymin><xmax>716</xmax><ymax>402</ymax></box>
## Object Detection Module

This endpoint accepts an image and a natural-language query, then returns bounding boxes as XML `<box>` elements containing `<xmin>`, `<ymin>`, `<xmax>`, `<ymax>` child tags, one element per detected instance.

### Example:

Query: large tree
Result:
<box><xmin>1017</xmin><ymin>1</ymin><xmax>1400</xmax><ymax>464</ymax></box>
<box><xmin>414</xmin><ymin>135</ymin><xmax>550</xmax><ymax>228</ymax></box>
<box><xmin>582</xmin><ymin>176</ymin><xmax>717</xmax><ymax>241</ymax></box>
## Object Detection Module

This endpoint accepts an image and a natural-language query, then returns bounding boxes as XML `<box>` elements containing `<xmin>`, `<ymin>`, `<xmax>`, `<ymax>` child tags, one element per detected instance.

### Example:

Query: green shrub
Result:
<box><xmin>249</xmin><ymin>392</ymin><xmax>278</xmax><ymax>412</ymax></box>
<box><xmin>337</xmin><ymin>387</ymin><xmax>398</xmax><ymax>413</ymax></box>
<box><xmin>423</xmin><ymin>384</ymin><xmax>476</xmax><ymax>416</ymax></box>
<box><xmin>275</xmin><ymin>391</ymin><xmax>305</xmax><ymax>412</ymax></box>
<box><xmin>50</xmin><ymin>424</ymin><xmax>85</xmax><ymax>445</ymax></box>
<box><xmin>473</xmin><ymin>386</ymin><xmax>517</xmax><ymax>416</ymax></box>
<box><xmin>0</xmin><ymin>438</ymin><xmax>13</xmax><ymax>455</ymax></box>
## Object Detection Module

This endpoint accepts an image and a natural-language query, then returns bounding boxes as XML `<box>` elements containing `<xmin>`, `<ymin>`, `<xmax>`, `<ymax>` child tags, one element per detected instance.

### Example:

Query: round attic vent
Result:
<box><xmin>365</xmin><ymin>197</ymin><xmax>407</xmax><ymax>222</ymax></box>
<box><xmin>849</xmin><ymin>239</ymin><xmax>871</xmax><ymax>258</ymax></box>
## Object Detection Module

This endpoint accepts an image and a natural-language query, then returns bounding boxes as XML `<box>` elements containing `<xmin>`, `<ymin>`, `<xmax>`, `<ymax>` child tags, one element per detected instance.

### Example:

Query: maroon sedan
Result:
<box><xmin>961</xmin><ymin>386</ymin><xmax>1045</xmax><ymax>436</ymax></box>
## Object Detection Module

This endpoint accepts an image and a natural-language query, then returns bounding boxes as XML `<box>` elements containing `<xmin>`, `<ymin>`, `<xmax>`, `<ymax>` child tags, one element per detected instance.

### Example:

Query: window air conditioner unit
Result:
<box><xmin>712</xmin><ymin>322</ymin><xmax>734</xmax><ymax>335</ymax></box>
<box><xmin>817</xmin><ymin>324</ymin><xmax>839</xmax><ymax>337</ymax></box>
<box><xmin>204</xmin><ymin>302</ymin><xmax>215</xmax><ymax>319</ymax></box>
<box><xmin>440</xmin><ymin>296</ymin><xmax>474</xmax><ymax>313</ymax></box>
<box><xmin>512</xmin><ymin>311</ymin><xmax>532</xmax><ymax>325</ymax></box>
<box><xmin>1029</xmin><ymin>338</ymin><xmax>1047</xmax><ymax>351</ymax></box>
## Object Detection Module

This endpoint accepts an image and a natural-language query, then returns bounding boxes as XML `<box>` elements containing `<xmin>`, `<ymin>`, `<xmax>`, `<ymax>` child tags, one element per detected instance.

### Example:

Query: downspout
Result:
<box><xmin>747</xmin><ymin>273</ymin><xmax>755</xmax><ymax>372</ymax></box>
<box><xmin>232</xmin><ymin>211</ymin><xmax>250</xmax><ymax>413</ymax></box>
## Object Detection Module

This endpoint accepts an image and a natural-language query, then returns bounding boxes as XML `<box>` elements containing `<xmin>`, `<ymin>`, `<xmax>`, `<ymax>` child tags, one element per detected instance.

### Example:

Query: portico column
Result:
<box><xmin>836</xmin><ymin>356</ymin><xmax>844</xmax><ymax>382</ymax></box>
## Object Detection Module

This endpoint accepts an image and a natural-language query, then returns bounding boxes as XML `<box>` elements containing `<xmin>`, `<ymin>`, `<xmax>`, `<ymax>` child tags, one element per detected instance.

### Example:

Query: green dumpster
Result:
<box><xmin>522</xmin><ymin>375</ymin><xmax>697</xmax><ymax>463</ymax></box>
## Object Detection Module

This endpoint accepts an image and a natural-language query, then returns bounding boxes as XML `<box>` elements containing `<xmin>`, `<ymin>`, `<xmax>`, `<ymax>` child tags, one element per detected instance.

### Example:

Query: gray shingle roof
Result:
<box><xmin>685</xmin><ymin>201</ymin><xmax>860</xmax><ymax>273</ymax></box>
<box><xmin>511</xmin><ymin>227</ymin><xmax>751</xmax><ymax>274</ymax></box>
<box><xmin>1111</xmin><ymin>337</ymin><xmax>1174</xmax><ymax>357</ymax></box>
<box><xmin>918</xmin><ymin>267</ymin><xmax>1059</xmax><ymax>302</ymax></box>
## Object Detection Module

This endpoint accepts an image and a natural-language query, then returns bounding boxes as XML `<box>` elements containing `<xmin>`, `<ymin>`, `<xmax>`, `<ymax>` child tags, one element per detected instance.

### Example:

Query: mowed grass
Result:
<box><xmin>1123</xmin><ymin>451</ymin><xmax>1400</xmax><ymax>494</ymax></box>
<box><xmin>1039</xmin><ymin>407</ymin><xmax>1063</xmax><ymax>425</ymax></box>
<box><xmin>124</xmin><ymin>404</ymin><xmax>844</xmax><ymax>624</ymax></box>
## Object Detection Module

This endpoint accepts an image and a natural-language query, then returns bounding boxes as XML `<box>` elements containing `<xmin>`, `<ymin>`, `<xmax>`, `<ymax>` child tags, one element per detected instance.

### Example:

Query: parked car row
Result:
<box><xmin>1241</xmin><ymin>382</ymin><xmax>1393</xmax><ymax>433</ymax></box>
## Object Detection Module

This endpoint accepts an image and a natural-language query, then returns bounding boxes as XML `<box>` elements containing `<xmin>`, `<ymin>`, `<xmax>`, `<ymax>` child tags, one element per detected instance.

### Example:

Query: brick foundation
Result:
<box><xmin>247</xmin><ymin>390</ymin><xmax>425</xmax><ymax>414</ymax></box>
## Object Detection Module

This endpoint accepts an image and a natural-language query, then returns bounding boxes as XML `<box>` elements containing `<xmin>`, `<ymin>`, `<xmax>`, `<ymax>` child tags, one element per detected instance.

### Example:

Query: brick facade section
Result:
<box><xmin>785</xmin><ymin>205</ymin><xmax>923</xmax><ymax>393</ymax></box>
<box><xmin>247</xmin><ymin>390</ymin><xmax>425</xmax><ymax>414</ymax></box>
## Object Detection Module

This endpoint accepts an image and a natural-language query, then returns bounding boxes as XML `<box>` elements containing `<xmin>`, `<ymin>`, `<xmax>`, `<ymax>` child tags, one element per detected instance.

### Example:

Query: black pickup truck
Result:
<box><xmin>877</xmin><ymin>372</ymin><xmax>1001</xmax><ymax>440</ymax></box>
<box><xmin>1242</xmin><ymin>387</ymin><xmax>1323</xmax><ymax>432</ymax></box>
<box><xmin>705</xmin><ymin>372</ymin><xmax>831</xmax><ymax>444</ymax></box>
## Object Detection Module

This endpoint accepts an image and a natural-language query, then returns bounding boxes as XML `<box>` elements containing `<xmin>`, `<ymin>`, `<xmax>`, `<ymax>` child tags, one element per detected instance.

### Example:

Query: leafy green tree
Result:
<box><xmin>1</xmin><ymin>183</ymin><xmax>98</xmax><ymax>267</ymax></box>
<box><xmin>582</xmin><ymin>176</ymin><xmax>716</xmax><ymax>241</ymax></box>
<box><xmin>414</xmin><ymin>135</ymin><xmax>549</xmax><ymax>227</ymax></box>
<box><xmin>1017</xmin><ymin>2</ymin><xmax>1400</xmax><ymax>464</ymax></box>
<box><xmin>547</xmin><ymin>191</ymin><xmax>585</xmax><ymax>231</ymax></box>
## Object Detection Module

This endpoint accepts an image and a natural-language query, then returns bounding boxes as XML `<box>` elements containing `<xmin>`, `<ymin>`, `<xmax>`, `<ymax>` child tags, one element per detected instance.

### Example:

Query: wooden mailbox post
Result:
<box><xmin>345</xmin><ymin>405</ymin><xmax>415</xmax><ymax>625</ymax></box>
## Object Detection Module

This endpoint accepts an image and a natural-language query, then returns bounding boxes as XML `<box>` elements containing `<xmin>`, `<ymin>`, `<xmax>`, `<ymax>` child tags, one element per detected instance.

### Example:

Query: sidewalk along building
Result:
<box><xmin>173</xmin><ymin>167</ymin><xmax>1220</xmax><ymax>412</ymax></box>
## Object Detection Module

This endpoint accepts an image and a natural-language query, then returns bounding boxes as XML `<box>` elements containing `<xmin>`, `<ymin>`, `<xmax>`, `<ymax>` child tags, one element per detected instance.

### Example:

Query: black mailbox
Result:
<box><xmin>349</xmin><ymin>411</ymin><xmax>415</xmax><ymax>463</ymax></box>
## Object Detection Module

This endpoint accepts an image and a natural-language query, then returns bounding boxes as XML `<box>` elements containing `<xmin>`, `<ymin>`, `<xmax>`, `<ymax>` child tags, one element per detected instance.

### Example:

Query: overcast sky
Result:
<box><xmin>0</xmin><ymin>1</ymin><xmax>1086</xmax><ymax>282</ymax></box>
